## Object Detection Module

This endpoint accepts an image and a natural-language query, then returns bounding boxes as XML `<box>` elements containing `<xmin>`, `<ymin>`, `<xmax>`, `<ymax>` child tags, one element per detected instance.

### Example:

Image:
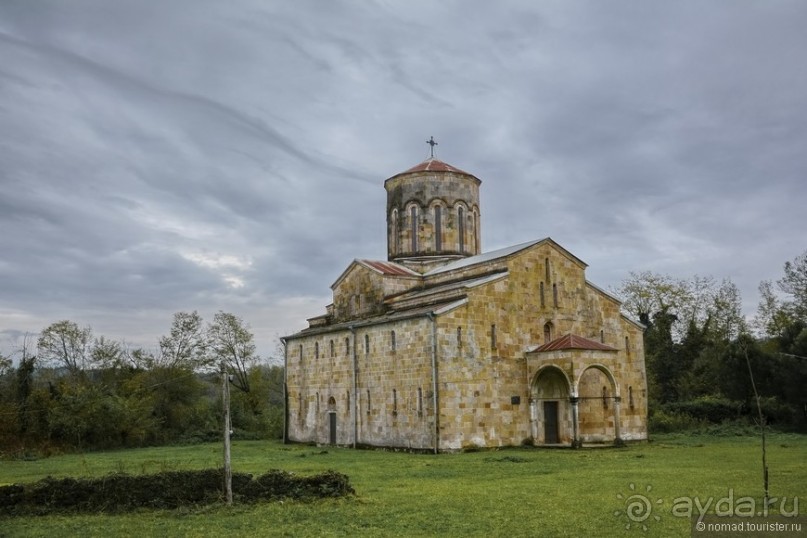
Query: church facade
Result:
<box><xmin>283</xmin><ymin>154</ymin><xmax>648</xmax><ymax>450</ymax></box>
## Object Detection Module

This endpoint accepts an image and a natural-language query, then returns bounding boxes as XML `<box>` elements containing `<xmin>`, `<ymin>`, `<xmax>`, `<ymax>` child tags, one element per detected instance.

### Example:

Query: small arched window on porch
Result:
<box><xmin>602</xmin><ymin>386</ymin><xmax>609</xmax><ymax>409</ymax></box>
<box><xmin>543</xmin><ymin>321</ymin><xmax>554</xmax><ymax>343</ymax></box>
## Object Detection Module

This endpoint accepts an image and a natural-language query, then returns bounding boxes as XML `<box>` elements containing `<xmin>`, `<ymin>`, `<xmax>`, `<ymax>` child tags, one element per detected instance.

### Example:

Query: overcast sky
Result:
<box><xmin>1</xmin><ymin>1</ymin><xmax>805</xmax><ymax>361</ymax></box>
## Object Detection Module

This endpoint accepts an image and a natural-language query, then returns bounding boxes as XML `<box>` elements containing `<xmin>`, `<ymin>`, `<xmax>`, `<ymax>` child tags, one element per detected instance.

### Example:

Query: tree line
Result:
<box><xmin>0</xmin><ymin>311</ymin><xmax>284</xmax><ymax>456</ymax></box>
<box><xmin>615</xmin><ymin>250</ymin><xmax>807</xmax><ymax>432</ymax></box>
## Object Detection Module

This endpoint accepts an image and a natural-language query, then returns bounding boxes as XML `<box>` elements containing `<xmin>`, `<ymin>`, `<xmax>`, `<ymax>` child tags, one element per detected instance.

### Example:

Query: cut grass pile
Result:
<box><xmin>0</xmin><ymin>433</ymin><xmax>804</xmax><ymax>537</ymax></box>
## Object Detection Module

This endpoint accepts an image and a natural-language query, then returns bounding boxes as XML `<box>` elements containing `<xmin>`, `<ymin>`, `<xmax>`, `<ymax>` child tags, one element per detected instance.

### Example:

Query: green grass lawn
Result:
<box><xmin>1</xmin><ymin>433</ymin><xmax>805</xmax><ymax>537</ymax></box>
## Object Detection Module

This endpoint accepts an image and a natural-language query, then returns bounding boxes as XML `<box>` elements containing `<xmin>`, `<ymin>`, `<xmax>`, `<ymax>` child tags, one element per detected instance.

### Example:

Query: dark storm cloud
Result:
<box><xmin>1</xmin><ymin>0</ymin><xmax>805</xmax><ymax>358</ymax></box>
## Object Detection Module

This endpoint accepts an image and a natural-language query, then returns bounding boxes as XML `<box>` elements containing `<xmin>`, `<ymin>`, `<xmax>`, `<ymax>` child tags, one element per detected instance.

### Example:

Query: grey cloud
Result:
<box><xmin>1</xmin><ymin>0</ymin><xmax>805</xmax><ymax>358</ymax></box>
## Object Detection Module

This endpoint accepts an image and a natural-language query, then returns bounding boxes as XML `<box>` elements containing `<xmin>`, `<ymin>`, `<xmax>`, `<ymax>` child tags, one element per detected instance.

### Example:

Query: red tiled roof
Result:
<box><xmin>359</xmin><ymin>260</ymin><xmax>420</xmax><ymax>277</ymax></box>
<box><xmin>389</xmin><ymin>157</ymin><xmax>475</xmax><ymax>178</ymax></box>
<box><xmin>532</xmin><ymin>333</ymin><xmax>618</xmax><ymax>353</ymax></box>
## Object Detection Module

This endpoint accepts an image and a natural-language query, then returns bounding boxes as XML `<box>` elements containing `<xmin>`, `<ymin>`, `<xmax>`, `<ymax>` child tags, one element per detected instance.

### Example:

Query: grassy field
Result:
<box><xmin>1</xmin><ymin>433</ymin><xmax>805</xmax><ymax>537</ymax></box>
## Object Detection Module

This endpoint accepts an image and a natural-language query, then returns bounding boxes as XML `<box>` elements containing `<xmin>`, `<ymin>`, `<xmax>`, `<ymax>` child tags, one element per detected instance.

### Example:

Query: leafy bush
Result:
<box><xmin>648</xmin><ymin>409</ymin><xmax>707</xmax><ymax>433</ymax></box>
<box><xmin>663</xmin><ymin>396</ymin><xmax>743</xmax><ymax>423</ymax></box>
<box><xmin>0</xmin><ymin>468</ymin><xmax>354</xmax><ymax>516</ymax></box>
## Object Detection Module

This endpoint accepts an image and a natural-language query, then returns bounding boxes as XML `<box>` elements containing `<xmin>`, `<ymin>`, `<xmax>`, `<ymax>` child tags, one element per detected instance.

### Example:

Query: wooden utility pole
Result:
<box><xmin>221</xmin><ymin>361</ymin><xmax>233</xmax><ymax>505</ymax></box>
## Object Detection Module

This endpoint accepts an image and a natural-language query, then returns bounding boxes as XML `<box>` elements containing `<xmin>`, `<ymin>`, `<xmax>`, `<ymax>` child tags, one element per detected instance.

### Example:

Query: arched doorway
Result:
<box><xmin>531</xmin><ymin>366</ymin><xmax>571</xmax><ymax>445</ymax></box>
<box><xmin>327</xmin><ymin>397</ymin><xmax>337</xmax><ymax>445</ymax></box>
<box><xmin>576</xmin><ymin>365</ymin><xmax>620</xmax><ymax>444</ymax></box>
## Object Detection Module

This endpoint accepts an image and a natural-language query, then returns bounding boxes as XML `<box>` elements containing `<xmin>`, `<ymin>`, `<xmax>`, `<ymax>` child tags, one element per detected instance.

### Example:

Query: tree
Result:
<box><xmin>709</xmin><ymin>278</ymin><xmax>746</xmax><ymax>341</ymax></box>
<box><xmin>37</xmin><ymin>320</ymin><xmax>93</xmax><ymax>374</ymax></box>
<box><xmin>208</xmin><ymin>311</ymin><xmax>258</xmax><ymax>393</ymax></box>
<box><xmin>778</xmin><ymin>249</ymin><xmax>807</xmax><ymax>321</ymax></box>
<box><xmin>90</xmin><ymin>336</ymin><xmax>125</xmax><ymax>369</ymax></box>
<box><xmin>158</xmin><ymin>311</ymin><xmax>209</xmax><ymax>369</ymax></box>
<box><xmin>754</xmin><ymin>281</ymin><xmax>793</xmax><ymax>339</ymax></box>
<box><xmin>615</xmin><ymin>272</ymin><xmax>729</xmax><ymax>341</ymax></box>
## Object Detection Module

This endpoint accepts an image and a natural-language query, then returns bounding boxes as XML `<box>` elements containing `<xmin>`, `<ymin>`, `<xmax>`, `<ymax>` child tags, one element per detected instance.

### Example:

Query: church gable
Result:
<box><xmin>329</xmin><ymin>259</ymin><xmax>421</xmax><ymax>324</ymax></box>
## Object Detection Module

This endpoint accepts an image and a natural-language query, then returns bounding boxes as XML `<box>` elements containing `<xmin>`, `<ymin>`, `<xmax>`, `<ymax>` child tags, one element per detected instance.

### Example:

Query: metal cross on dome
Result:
<box><xmin>426</xmin><ymin>136</ymin><xmax>438</xmax><ymax>158</ymax></box>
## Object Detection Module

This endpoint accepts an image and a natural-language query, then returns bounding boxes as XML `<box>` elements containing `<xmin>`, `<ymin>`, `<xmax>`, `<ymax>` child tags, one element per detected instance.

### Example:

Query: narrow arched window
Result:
<box><xmin>315</xmin><ymin>342</ymin><xmax>319</xmax><ymax>359</ymax></box>
<box><xmin>471</xmin><ymin>210</ymin><xmax>478</xmax><ymax>253</ymax></box>
<box><xmin>346</xmin><ymin>391</ymin><xmax>351</xmax><ymax>415</ymax></box>
<box><xmin>625</xmin><ymin>336</ymin><xmax>630</xmax><ymax>355</ymax></box>
<box><xmin>410</xmin><ymin>205</ymin><xmax>418</xmax><ymax>252</ymax></box>
<box><xmin>298</xmin><ymin>393</ymin><xmax>303</xmax><ymax>420</ymax></box>
<box><xmin>600</xmin><ymin>330</ymin><xmax>604</xmax><ymax>344</ymax></box>
<box><xmin>391</xmin><ymin>330</ymin><xmax>396</xmax><ymax>351</ymax></box>
<box><xmin>457</xmin><ymin>326</ymin><xmax>462</xmax><ymax>348</ymax></box>
<box><xmin>330</xmin><ymin>339</ymin><xmax>335</xmax><ymax>358</ymax></box>
<box><xmin>540</xmin><ymin>282</ymin><xmax>545</xmax><ymax>308</ymax></box>
<box><xmin>458</xmin><ymin>206</ymin><xmax>465</xmax><ymax>253</ymax></box>
<box><xmin>543</xmin><ymin>322</ymin><xmax>553</xmax><ymax>343</ymax></box>
<box><xmin>545</xmin><ymin>257</ymin><xmax>551</xmax><ymax>283</ymax></box>
<box><xmin>366</xmin><ymin>389</ymin><xmax>371</xmax><ymax>416</ymax></box>
<box><xmin>417</xmin><ymin>387</ymin><xmax>423</xmax><ymax>416</ymax></box>
<box><xmin>299</xmin><ymin>344</ymin><xmax>303</xmax><ymax>361</ymax></box>
<box><xmin>391</xmin><ymin>209</ymin><xmax>399</xmax><ymax>255</ymax></box>
<box><xmin>392</xmin><ymin>388</ymin><xmax>398</xmax><ymax>416</ymax></box>
<box><xmin>345</xmin><ymin>337</ymin><xmax>350</xmax><ymax>356</ymax></box>
<box><xmin>434</xmin><ymin>205</ymin><xmax>442</xmax><ymax>251</ymax></box>
<box><xmin>629</xmin><ymin>386</ymin><xmax>634</xmax><ymax>410</ymax></box>
<box><xmin>490</xmin><ymin>324</ymin><xmax>497</xmax><ymax>350</ymax></box>
<box><xmin>553</xmin><ymin>283</ymin><xmax>559</xmax><ymax>307</ymax></box>
<box><xmin>364</xmin><ymin>334</ymin><xmax>369</xmax><ymax>354</ymax></box>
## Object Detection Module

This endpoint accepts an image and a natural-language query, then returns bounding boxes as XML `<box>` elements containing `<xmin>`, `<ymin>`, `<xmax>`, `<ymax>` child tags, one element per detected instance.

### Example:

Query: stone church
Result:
<box><xmin>283</xmin><ymin>150</ymin><xmax>648</xmax><ymax>450</ymax></box>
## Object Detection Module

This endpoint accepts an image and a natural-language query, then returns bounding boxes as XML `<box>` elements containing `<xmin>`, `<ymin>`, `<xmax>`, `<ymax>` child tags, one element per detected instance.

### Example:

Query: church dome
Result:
<box><xmin>390</xmin><ymin>157</ymin><xmax>476</xmax><ymax>178</ymax></box>
<box><xmin>384</xmin><ymin>154</ymin><xmax>482</xmax><ymax>272</ymax></box>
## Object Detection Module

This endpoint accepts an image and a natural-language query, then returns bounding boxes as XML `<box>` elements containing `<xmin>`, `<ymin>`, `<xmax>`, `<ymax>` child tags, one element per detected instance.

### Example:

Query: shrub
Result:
<box><xmin>648</xmin><ymin>409</ymin><xmax>707</xmax><ymax>433</ymax></box>
<box><xmin>0</xmin><ymin>468</ymin><xmax>354</xmax><ymax>516</ymax></box>
<box><xmin>663</xmin><ymin>396</ymin><xmax>743</xmax><ymax>423</ymax></box>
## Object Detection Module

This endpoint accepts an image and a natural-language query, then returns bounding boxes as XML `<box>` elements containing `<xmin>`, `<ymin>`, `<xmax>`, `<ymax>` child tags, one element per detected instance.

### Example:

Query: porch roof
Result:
<box><xmin>528</xmin><ymin>333</ymin><xmax>618</xmax><ymax>353</ymax></box>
